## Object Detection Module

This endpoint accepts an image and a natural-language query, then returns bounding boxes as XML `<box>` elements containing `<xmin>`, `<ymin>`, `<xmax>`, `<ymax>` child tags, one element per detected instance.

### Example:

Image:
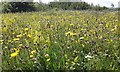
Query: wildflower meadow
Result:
<box><xmin>1</xmin><ymin>11</ymin><xmax>120</xmax><ymax>70</ymax></box>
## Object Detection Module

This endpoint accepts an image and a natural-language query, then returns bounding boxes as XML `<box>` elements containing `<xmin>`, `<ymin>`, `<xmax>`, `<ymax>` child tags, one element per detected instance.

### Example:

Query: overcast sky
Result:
<box><xmin>34</xmin><ymin>0</ymin><xmax>120</xmax><ymax>7</ymax></box>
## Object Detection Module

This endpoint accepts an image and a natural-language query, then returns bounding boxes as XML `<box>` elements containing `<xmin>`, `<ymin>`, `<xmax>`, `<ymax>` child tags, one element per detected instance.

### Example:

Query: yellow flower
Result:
<box><xmin>12</xmin><ymin>32</ymin><xmax>15</xmax><ymax>34</ymax></box>
<box><xmin>65</xmin><ymin>31</ymin><xmax>71</xmax><ymax>36</ymax></box>
<box><xmin>13</xmin><ymin>48</ymin><xmax>17</xmax><ymax>51</ymax></box>
<box><xmin>99</xmin><ymin>36</ymin><xmax>102</xmax><ymax>39</ymax></box>
<box><xmin>0</xmin><ymin>40</ymin><xmax>3</xmax><ymax>42</ymax></box>
<box><xmin>65</xmin><ymin>31</ymin><xmax>77</xmax><ymax>36</ymax></box>
<box><xmin>13</xmin><ymin>38</ymin><xmax>20</xmax><ymax>41</ymax></box>
<box><xmin>30</xmin><ymin>50</ymin><xmax>36</xmax><ymax>58</ymax></box>
<box><xmin>46</xmin><ymin>58</ymin><xmax>50</xmax><ymax>62</ymax></box>
<box><xmin>8</xmin><ymin>40</ymin><xmax>11</xmax><ymax>43</ymax></box>
<box><xmin>0</xmin><ymin>40</ymin><xmax>3</xmax><ymax>44</ymax></box>
<box><xmin>50</xmin><ymin>25</ymin><xmax>54</xmax><ymax>28</ymax></box>
<box><xmin>46</xmin><ymin>37</ymin><xmax>50</xmax><ymax>43</ymax></box>
<box><xmin>31</xmin><ymin>50</ymin><xmax>36</xmax><ymax>54</ymax></box>
<box><xmin>17</xmin><ymin>34</ymin><xmax>22</xmax><ymax>38</ymax></box>
<box><xmin>28</xmin><ymin>34</ymin><xmax>31</xmax><ymax>38</ymax></box>
<box><xmin>11</xmin><ymin>52</ymin><xmax>18</xmax><ymax>58</ymax></box>
<box><xmin>105</xmin><ymin>23</ymin><xmax>109</xmax><ymax>28</ymax></box>
<box><xmin>11</xmin><ymin>48</ymin><xmax>20</xmax><ymax>58</ymax></box>
<box><xmin>70</xmin><ymin>23</ymin><xmax>74</xmax><ymax>26</ymax></box>
<box><xmin>19</xmin><ymin>44</ymin><xmax>23</xmax><ymax>46</ymax></box>
<box><xmin>25</xmin><ymin>28</ymin><xmax>29</xmax><ymax>31</ymax></box>
<box><xmin>70</xmin><ymin>32</ymin><xmax>77</xmax><ymax>36</ymax></box>
<box><xmin>72</xmin><ymin>61</ymin><xmax>75</xmax><ymax>65</ymax></box>
<box><xmin>30</xmin><ymin>55</ymin><xmax>34</xmax><ymax>58</ymax></box>
<box><xmin>14</xmin><ymin>48</ymin><xmax>20</xmax><ymax>52</ymax></box>
<box><xmin>16</xmin><ymin>49</ymin><xmax>20</xmax><ymax>53</ymax></box>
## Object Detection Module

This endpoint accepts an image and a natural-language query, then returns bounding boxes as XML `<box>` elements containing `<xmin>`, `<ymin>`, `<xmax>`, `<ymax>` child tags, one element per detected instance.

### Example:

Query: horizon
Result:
<box><xmin>0</xmin><ymin>0</ymin><xmax>120</xmax><ymax>8</ymax></box>
<box><xmin>34</xmin><ymin>0</ymin><xmax>120</xmax><ymax>8</ymax></box>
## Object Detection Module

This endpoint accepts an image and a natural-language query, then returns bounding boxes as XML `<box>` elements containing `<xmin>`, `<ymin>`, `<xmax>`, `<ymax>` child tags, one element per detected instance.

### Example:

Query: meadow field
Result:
<box><xmin>1</xmin><ymin>11</ymin><xmax>120</xmax><ymax>70</ymax></box>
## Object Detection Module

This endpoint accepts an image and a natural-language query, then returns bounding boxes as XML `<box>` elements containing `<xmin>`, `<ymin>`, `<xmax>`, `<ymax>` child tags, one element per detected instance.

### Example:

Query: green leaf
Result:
<box><xmin>74</xmin><ymin>56</ymin><xmax>78</xmax><ymax>62</ymax></box>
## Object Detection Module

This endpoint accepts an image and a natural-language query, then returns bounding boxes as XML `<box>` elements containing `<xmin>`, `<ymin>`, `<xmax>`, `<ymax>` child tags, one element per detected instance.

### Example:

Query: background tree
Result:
<box><xmin>1</xmin><ymin>0</ymin><xmax>36</xmax><ymax>13</ymax></box>
<box><xmin>111</xmin><ymin>3</ymin><xmax>114</xmax><ymax>8</ymax></box>
<box><xmin>1</xmin><ymin>0</ymin><xmax>110</xmax><ymax>13</ymax></box>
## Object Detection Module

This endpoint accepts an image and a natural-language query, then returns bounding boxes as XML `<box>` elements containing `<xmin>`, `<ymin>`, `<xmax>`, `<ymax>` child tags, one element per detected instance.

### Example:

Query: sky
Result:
<box><xmin>34</xmin><ymin>0</ymin><xmax>120</xmax><ymax>8</ymax></box>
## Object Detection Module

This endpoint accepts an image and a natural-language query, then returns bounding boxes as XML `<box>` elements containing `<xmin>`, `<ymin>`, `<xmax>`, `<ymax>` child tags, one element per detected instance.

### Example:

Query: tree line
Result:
<box><xmin>0</xmin><ymin>1</ymin><xmax>119</xmax><ymax>13</ymax></box>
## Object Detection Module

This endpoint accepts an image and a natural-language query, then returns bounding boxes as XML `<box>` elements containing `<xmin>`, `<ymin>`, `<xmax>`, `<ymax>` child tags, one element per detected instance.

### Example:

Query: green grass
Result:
<box><xmin>1</xmin><ymin>11</ymin><xmax>120</xmax><ymax>70</ymax></box>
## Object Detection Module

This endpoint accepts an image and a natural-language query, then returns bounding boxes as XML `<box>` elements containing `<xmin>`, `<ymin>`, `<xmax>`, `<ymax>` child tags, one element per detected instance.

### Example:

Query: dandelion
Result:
<box><xmin>13</xmin><ymin>38</ymin><xmax>20</xmax><ymax>41</ymax></box>
<box><xmin>10</xmin><ymin>48</ymin><xmax>20</xmax><ymax>58</ymax></box>
<box><xmin>31</xmin><ymin>50</ymin><xmax>36</xmax><ymax>54</ymax></box>
<box><xmin>25</xmin><ymin>28</ymin><xmax>29</xmax><ymax>31</ymax></box>
<box><xmin>46</xmin><ymin>37</ymin><xmax>50</xmax><ymax>43</ymax></box>
<box><xmin>70</xmin><ymin>23</ymin><xmax>74</xmax><ymax>26</ymax></box>
<box><xmin>0</xmin><ymin>40</ymin><xmax>3</xmax><ymax>44</ymax></box>
<box><xmin>0</xmin><ymin>40</ymin><xmax>3</xmax><ymax>42</ymax></box>
<box><xmin>50</xmin><ymin>25</ymin><xmax>54</xmax><ymax>28</ymax></box>
<box><xmin>19</xmin><ymin>44</ymin><xmax>23</xmax><ymax>47</ymax></box>
<box><xmin>65</xmin><ymin>31</ymin><xmax>71</xmax><ymax>36</ymax></box>
<box><xmin>70</xmin><ymin>32</ymin><xmax>77</xmax><ymax>36</ymax></box>
<box><xmin>111</xmin><ymin>29</ymin><xmax>114</xmax><ymax>31</ymax></box>
<box><xmin>65</xmin><ymin>31</ymin><xmax>77</xmax><ymax>36</ymax></box>
<box><xmin>72</xmin><ymin>61</ymin><xmax>75</xmax><ymax>65</ymax></box>
<box><xmin>99</xmin><ymin>36</ymin><xmax>102</xmax><ymax>39</ymax></box>
<box><xmin>13</xmin><ymin>48</ymin><xmax>17</xmax><ymax>51</ymax></box>
<box><xmin>30</xmin><ymin>55</ymin><xmax>34</xmax><ymax>58</ymax></box>
<box><xmin>28</xmin><ymin>34</ymin><xmax>32</xmax><ymax>38</ymax></box>
<box><xmin>11</xmin><ymin>52</ymin><xmax>18</xmax><ymax>58</ymax></box>
<box><xmin>15</xmin><ymin>48</ymin><xmax>20</xmax><ymax>53</ymax></box>
<box><xmin>105</xmin><ymin>23</ymin><xmax>109</xmax><ymax>28</ymax></box>
<box><xmin>30</xmin><ymin>50</ymin><xmax>36</xmax><ymax>58</ymax></box>
<box><xmin>17</xmin><ymin>34</ymin><xmax>22</xmax><ymax>38</ymax></box>
<box><xmin>12</xmin><ymin>32</ymin><xmax>15</xmax><ymax>34</ymax></box>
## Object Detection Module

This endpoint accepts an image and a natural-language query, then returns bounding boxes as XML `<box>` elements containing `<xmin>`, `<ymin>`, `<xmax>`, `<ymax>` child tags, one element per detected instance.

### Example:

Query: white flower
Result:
<box><xmin>85</xmin><ymin>55</ymin><xmax>92</xmax><ymax>59</ymax></box>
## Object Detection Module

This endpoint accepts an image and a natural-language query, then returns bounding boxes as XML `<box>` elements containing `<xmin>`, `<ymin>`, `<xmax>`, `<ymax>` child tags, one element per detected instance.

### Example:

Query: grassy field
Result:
<box><xmin>1</xmin><ymin>11</ymin><xmax>120</xmax><ymax>70</ymax></box>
